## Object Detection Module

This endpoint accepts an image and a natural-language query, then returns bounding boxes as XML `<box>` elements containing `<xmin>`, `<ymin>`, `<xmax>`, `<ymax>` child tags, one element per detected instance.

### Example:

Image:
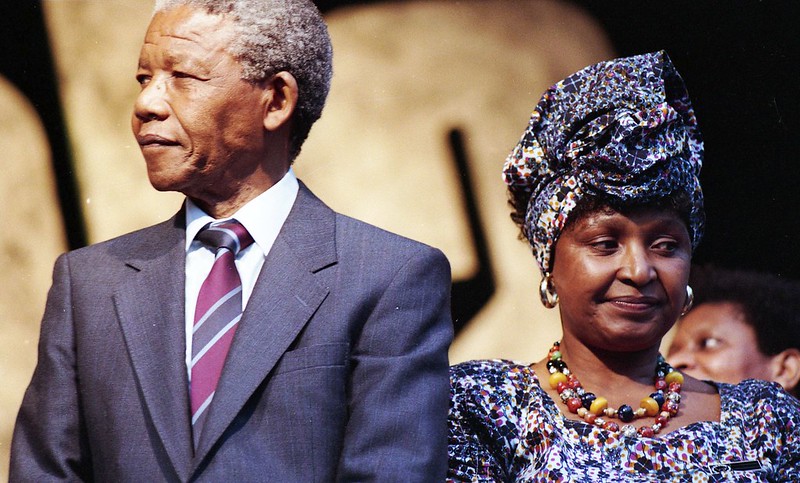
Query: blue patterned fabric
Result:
<box><xmin>503</xmin><ymin>51</ymin><xmax>704</xmax><ymax>274</ymax></box>
<box><xmin>448</xmin><ymin>360</ymin><xmax>800</xmax><ymax>482</ymax></box>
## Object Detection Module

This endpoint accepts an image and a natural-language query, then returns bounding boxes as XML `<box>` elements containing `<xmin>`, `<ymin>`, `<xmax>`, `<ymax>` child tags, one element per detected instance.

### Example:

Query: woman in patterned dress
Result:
<box><xmin>447</xmin><ymin>51</ymin><xmax>800</xmax><ymax>482</ymax></box>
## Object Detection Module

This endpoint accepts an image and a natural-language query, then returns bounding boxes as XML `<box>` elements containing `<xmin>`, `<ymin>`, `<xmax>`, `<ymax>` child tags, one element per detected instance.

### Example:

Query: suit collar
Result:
<box><xmin>191</xmin><ymin>182</ymin><xmax>338</xmax><ymax>467</ymax></box>
<box><xmin>113</xmin><ymin>186</ymin><xmax>339</xmax><ymax>474</ymax></box>
<box><xmin>113</xmin><ymin>212</ymin><xmax>195</xmax><ymax>481</ymax></box>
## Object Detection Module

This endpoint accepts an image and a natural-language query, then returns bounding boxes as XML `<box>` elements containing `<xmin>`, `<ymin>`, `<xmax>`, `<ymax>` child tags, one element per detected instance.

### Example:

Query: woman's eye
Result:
<box><xmin>590</xmin><ymin>239</ymin><xmax>617</xmax><ymax>251</ymax></box>
<box><xmin>652</xmin><ymin>239</ymin><xmax>678</xmax><ymax>252</ymax></box>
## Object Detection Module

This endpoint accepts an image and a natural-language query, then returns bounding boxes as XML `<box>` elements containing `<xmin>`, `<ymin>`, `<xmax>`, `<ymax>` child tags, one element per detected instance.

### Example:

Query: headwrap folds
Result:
<box><xmin>503</xmin><ymin>50</ymin><xmax>704</xmax><ymax>275</ymax></box>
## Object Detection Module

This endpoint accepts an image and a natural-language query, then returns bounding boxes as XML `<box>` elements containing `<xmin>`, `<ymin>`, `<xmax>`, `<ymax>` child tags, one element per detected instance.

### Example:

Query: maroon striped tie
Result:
<box><xmin>190</xmin><ymin>219</ymin><xmax>253</xmax><ymax>448</ymax></box>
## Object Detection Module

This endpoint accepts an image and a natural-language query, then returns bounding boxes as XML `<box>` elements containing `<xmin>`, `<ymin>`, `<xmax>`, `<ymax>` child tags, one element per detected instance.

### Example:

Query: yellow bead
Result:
<box><xmin>549</xmin><ymin>372</ymin><xmax>568</xmax><ymax>389</ymax></box>
<box><xmin>589</xmin><ymin>396</ymin><xmax>608</xmax><ymax>415</ymax></box>
<box><xmin>665</xmin><ymin>371</ymin><xmax>684</xmax><ymax>385</ymax></box>
<box><xmin>640</xmin><ymin>397</ymin><xmax>660</xmax><ymax>417</ymax></box>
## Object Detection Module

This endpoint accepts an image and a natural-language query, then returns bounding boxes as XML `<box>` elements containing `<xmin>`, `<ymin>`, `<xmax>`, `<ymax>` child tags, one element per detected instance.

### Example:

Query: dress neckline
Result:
<box><xmin>527</xmin><ymin>365</ymin><xmax>726</xmax><ymax>439</ymax></box>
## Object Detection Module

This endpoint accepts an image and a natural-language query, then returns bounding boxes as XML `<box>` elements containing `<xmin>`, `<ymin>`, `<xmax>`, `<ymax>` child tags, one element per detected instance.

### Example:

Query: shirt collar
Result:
<box><xmin>185</xmin><ymin>168</ymin><xmax>299</xmax><ymax>256</ymax></box>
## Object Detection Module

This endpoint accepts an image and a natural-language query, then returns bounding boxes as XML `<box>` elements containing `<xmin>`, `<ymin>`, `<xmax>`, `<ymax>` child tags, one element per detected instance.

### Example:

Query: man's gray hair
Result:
<box><xmin>154</xmin><ymin>0</ymin><xmax>332</xmax><ymax>161</ymax></box>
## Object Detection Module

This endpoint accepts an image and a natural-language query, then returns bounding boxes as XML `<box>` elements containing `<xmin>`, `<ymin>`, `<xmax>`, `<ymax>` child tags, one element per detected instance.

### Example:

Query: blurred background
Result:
<box><xmin>1</xmin><ymin>0</ymin><xmax>797</xmax><ymax>477</ymax></box>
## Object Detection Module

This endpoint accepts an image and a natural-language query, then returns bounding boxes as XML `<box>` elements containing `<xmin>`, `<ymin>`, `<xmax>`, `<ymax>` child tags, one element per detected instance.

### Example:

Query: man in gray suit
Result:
<box><xmin>10</xmin><ymin>0</ymin><xmax>452</xmax><ymax>480</ymax></box>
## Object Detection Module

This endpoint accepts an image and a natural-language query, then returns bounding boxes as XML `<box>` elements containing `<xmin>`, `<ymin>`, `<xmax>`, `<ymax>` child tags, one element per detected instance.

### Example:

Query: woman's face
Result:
<box><xmin>667</xmin><ymin>302</ymin><xmax>774</xmax><ymax>384</ymax></box>
<box><xmin>551</xmin><ymin>207</ymin><xmax>692</xmax><ymax>352</ymax></box>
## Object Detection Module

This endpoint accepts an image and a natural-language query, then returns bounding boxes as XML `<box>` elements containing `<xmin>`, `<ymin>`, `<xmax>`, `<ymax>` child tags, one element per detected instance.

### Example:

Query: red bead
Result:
<box><xmin>664</xmin><ymin>400</ymin><xmax>680</xmax><ymax>416</ymax></box>
<box><xmin>567</xmin><ymin>397</ymin><xmax>583</xmax><ymax>413</ymax></box>
<box><xmin>568</xmin><ymin>374</ymin><xmax>582</xmax><ymax>389</ymax></box>
<box><xmin>556</xmin><ymin>382</ymin><xmax>567</xmax><ymax>394</ymax></box>
<box><xmin>669</xmin><ymin>382</ymin><xmax>682</xmax><ymax>393</ymax></box>
<box><xmin>585</xmin><ymin>413</ymin><xmax>597</xmax><ymax>425</ymax></box>
<box><xmin>638</xmin><ymin>426</ymin><xmax>655</xmax><ymax>438</ymax></box>
<box><xmin>602</xmin><ymin>421</ymin><xmax>619</xmax><ymax>432</ymax></box>
<box><xmin>654</xmin><ymin>378</ymin><xmax>667</xmax><ymax>391</ymax></box>
<box><xmin>655</xmin><ymin>414</ymin><xmax>669</xmax><ymax>426</ymax></box>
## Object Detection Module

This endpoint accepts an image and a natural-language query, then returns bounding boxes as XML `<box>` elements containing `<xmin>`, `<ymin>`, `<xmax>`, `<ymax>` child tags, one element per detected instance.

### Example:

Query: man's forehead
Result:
<box><xmin>140</xmin><ymin>6</ymin><xmax>235</xmax><ymax>61</ymax></box>
<box><xmin>144</xmin><ymin>5</ymin><xmax>234</xmax><ymax>49</ymax></box>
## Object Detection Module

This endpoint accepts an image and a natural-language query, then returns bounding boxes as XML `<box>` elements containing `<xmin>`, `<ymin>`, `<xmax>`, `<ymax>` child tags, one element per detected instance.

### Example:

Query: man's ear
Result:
<box><xmin>769</xmin><ymin>348</ymin><xmax>800</xmax><ymax>394</ymax></box>
<box><xmin>262</xmin><ymin>71</ymin><xmax>298</xmax><ymax>132</ymax></box>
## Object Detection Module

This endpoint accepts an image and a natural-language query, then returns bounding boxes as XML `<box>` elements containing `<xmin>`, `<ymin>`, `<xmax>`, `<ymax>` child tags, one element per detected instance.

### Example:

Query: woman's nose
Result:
<box><xmin>618</xmin><ymin>245</ymin><xmax>656</xmax><ymax>286</ymax></box>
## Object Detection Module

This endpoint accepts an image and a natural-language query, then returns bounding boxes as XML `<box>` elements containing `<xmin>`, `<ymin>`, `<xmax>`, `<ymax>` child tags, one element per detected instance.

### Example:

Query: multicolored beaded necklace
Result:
<box><xmin>544</xmin><ymin>341</ymin><xmax>683</xmax><ymax>438</ymax></box>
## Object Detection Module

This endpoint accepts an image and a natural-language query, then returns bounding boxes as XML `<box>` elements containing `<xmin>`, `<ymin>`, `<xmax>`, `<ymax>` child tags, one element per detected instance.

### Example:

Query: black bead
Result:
<box><xmin>580</xmin><ymin>392</ymin><xmax>596</xmax><ymax>409</ymax></box>
<box><xmin>546</xmin><ymin>359</ymin><xmax>567</xmax><ymax>372</ymax></box>
<box><xmin>618</xmin><ymin>404</ymin><xmax>635</xmax><ymax>423</ymax></box>
<box><xmin>650</xmin><ymin>391</ymin><xmax>665</xmax><ymax>408</ymax></box>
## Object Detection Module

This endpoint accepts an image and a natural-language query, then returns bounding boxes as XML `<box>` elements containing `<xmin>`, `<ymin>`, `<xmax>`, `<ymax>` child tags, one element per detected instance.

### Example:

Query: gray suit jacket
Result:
<box><xmin>11</xmin><ymin>183</ymin><xmax>453</xmax><ymax>482</ymax></box>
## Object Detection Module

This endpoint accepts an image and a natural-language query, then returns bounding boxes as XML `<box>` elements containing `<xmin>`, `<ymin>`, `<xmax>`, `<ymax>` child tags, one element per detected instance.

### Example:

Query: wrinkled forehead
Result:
<box><xmin>144</xmin><ymin>5</ymin><xmax>234</xmax><ymax>52</ymax></box>
<box><xmin>139</xmin><ymin>5</ymin><xmax>236</xmax><ymax>66</ymax></box>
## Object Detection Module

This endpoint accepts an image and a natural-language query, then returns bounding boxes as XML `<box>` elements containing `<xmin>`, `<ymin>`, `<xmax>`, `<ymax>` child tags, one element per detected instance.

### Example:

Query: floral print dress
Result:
<box><xmin>448</xmin><ymin>360</ymin><xmax>800</xmax><ymax>482</ymax></box>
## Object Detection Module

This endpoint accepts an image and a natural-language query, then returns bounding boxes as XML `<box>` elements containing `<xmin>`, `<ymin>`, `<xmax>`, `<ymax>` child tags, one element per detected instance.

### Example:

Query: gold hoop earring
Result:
<box><xmin>539</xmin><ymin>274</ymin><xmax>559</xmax><ymax>308</ymax></box>
<box><xmin>681</xmin><ymin>285</ymin><xmax>694</xmax><ymax>316</ymax></box>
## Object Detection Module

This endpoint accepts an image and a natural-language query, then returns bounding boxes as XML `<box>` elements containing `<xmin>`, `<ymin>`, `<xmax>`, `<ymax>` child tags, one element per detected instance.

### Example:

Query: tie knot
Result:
<box><xmin>196</xmin><ymin>219</ymin><xmax>254</xmax><ymax>256</ymax></box>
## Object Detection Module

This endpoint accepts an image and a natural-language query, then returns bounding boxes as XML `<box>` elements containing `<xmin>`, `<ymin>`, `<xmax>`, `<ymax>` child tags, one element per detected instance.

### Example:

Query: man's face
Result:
<box><xmin>131</xmin><ymin>5</ymin><xmax>269</xmax><ymax>207</ymax></box>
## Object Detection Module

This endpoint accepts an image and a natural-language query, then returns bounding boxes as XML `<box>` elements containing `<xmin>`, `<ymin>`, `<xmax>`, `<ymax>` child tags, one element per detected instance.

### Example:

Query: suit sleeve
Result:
<box><xmin>337</xmin><ymin>246</ymin><xmax>453</xmax><ymax>482</ymax></box>
<box><xmin>10</xmin><ymin>254</ymin><xmax>92</xmax><ymax>481</ymax></box>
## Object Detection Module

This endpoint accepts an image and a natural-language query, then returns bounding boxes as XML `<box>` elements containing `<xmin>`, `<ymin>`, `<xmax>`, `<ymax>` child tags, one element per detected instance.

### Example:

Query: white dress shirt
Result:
<box><xmin>183</xmin><ymin>169</ymin><xmax>299</xmax><ymax>379</ymax></box>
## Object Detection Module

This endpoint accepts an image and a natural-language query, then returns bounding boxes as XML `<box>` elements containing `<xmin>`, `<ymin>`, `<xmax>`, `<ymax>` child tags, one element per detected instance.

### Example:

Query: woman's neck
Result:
<box><xmin>560</xmin><ymin>338</ymin><xmax>659</xmax><ymax>384</ymax></box>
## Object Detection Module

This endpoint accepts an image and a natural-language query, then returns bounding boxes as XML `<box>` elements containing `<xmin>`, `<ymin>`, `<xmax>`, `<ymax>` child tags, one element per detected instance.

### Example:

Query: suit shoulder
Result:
<box><xmin>333</xmin><ymin>212</ymin><xmax>444</xmax><ymax>258</ymax></box>
<box><xmin>64</xmin><ymin>216</ymin><xmax>180</xmax><ymax>263</ymax></box>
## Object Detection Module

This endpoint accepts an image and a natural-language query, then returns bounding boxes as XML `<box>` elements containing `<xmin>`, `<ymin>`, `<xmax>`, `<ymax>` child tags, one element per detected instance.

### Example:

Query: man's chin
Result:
<box><xmin>146</xmin><ymin>172</ymin><xmax>187</xmax><ymax>193</ymax></box>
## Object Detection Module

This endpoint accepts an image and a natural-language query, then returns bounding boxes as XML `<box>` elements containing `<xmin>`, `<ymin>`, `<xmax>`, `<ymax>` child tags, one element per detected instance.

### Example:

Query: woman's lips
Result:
<box><xmin>607</xmin><ymin>295</ymin><xmax>661</xmax><ymax>312</ymax></box>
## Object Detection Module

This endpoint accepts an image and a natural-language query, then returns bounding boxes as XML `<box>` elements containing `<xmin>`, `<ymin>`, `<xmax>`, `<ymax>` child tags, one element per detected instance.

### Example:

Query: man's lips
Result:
<box><xmin>136</xmin><ymin>134</ymin><xmax>180</xmax><ymax>147</ymax></box>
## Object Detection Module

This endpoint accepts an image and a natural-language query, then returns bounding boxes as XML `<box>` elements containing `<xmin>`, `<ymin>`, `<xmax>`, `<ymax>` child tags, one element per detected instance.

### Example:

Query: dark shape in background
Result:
<box><xmin>448</xmin><ymin>128</ymin><xmax>495</xmax><ymax>334</ymax></box>
<box><xmin>0</xmin><ymin>1</ymin><xmax>86</xmax><ymax>249</ymax></box>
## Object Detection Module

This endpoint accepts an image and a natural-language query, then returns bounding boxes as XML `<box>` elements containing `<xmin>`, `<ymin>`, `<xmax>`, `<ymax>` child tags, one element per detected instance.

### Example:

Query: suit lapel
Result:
<box><xmin>193</xmin><ymin>183</ymin><xmax>337</xmax><ymax>464</ymax></box>
<box><xmin>114</xmin><ymin>214</ymin><xmax>194</xmax><ymax>481</ymax></box>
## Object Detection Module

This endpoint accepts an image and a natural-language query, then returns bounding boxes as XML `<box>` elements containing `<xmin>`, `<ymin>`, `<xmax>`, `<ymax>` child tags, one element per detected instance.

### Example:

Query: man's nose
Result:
<box><xmin>133</xmin><ymin>77</ymin><xmax>169</xmax><ymax>122</ymax></box>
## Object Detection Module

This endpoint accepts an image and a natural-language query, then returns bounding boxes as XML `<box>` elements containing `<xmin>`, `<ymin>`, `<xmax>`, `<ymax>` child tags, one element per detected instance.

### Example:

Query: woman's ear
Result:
<box><xmin>769</xmin><ymin>348</ymin><xmax>800</xmax><ymax>394</ymax></box>
<box><xmin>261</xmin><ymin>71</ymin><xmax>298</xmax><ymax>132</ymax></box>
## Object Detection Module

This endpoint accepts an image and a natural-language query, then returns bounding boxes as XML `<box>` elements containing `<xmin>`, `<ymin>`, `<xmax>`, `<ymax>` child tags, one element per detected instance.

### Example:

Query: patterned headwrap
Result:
<box><xmin>503</xmin><ymin>51</ymin><xmax>704</xmax><ymax>275</ymax></box>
